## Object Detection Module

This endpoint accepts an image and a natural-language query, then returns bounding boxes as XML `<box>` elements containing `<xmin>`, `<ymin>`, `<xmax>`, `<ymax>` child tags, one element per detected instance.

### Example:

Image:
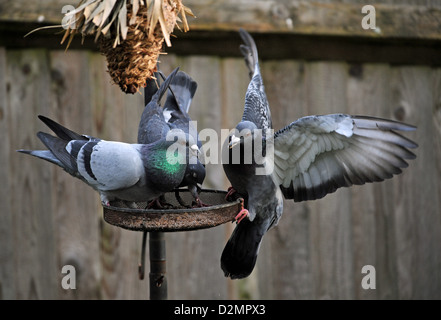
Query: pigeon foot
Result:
<box><xmin>225</xmin><ymin>186</ymin><xmax>237</xmax><ymax>201</ymax></box>
<box><xmin>235</xmin><ymin>208</ymin><xmax>249</xmax><ymax>224</ymax></box>
<box><xmin>192</xmin><ymin>198</ymin><xmax>211</xmax><ymax>208</ymax></box>
<box><xmin>234</xmin><ymin>198</ymin><xmax>249</xmax><ymax>224</ymax></box>
<box><xmin>146</xmin><ymin>197</ymin><xmax>173</xmax><ymax>209</ymax></box>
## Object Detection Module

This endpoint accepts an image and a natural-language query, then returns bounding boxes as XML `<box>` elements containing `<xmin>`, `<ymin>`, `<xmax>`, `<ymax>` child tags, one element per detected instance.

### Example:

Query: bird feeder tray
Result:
<box><xmin>103</xmin><ymin>189</ymin><xmax>241</xmax><ymax>232</ymax></box>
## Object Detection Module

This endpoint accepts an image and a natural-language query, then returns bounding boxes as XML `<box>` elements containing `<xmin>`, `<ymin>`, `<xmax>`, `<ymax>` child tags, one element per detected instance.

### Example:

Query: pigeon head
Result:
<box><xmin>166</xmin><ymin>128</ymin><xmax>205</xmax><ymax>192</ymax></box>
<box><xmin>141</xmin><ymin>133</ymin><xmax>193</xmax><ymax>192</ymax></box>
<box><xmin>180</xmin><ymin>160</ymin><xmax>206</xmax><ymax>188</ymax></box>
<box><xmin>191</xmin><ymin>161</ymin><xmax>206</xmax><ymax>185</ymax></box>
<box><xmin>229</xmin><ymin>121</ymin><xmax>258</xmax><ymax>149</ymax></box>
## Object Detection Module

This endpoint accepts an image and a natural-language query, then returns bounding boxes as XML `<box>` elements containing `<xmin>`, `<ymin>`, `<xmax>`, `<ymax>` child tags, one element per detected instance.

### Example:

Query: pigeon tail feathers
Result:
<box><xmin>165</xmin><ymin>71</ymin><xmax>198</xmax><ymax>115</ymax></box>
<box><xmin>36</xmin><ymin>131</ymin><xmax>79</xmax><ymax>175</ymax></box>
<box><xmin>221</xmin><ymin>219</ymin><xmax>264</xmax><ymax>279</ymax></box>
<box><xmin>150</xmin><ymin>67</ymin><xmax>179</xmax><ymax>106</ymax></box>
<box><xmin>17</xmin><ymin>149</ymin><xmax>64</xmax><ymax>168</ymax></box>
<box><xmin>38</xmin><ymin>115</ymin><xmax>87</xmax><ymax>141</ymax></box>
<box><xmin>239</xmin><ymin>28</ymin><xmax>259</xmax><ymax>79</ymax></box>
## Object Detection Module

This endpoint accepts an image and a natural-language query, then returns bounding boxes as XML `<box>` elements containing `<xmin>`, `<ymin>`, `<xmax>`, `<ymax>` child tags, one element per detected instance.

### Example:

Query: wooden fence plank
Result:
<box><xmin>87</xmin><ymin>52</ymin><xmax>148</xmax><ymax>299</ymax></box>
<box><xmin>0</xmin><ymin>47</ymin><xmax>15</xmax><ymax>300</ymax></box>
<box><xmin>258</xmin><ymin>60</ymin><xmax>315</xmax><ymax>299</ymax></box>
<box><xmin>48</xmin><ymin>51</ymin><xmax>102</xmax><ymax>299</ymax></box>
<box><xmin>7</xmin><ymin>49</ymin><xmax>58</xmax><ymax>299</ymax></box>
<box><xmin>1</xmin><ymin>45</ymin><xmax>440</xmax><ymax>300</ymax></box>
<box><xmin>389</xmin><ymin>66</ymin><xmax>441</xmax><ymax>299</ymax></box>
<box><xmin>303</xmin><ymin>62</ymin><xmax>355</xmax><ymax>299</ymax></box>
<box><xmin>346</xmin><ymin>63</ymin><xmax>394</xmax><ymax>299</ymax></box>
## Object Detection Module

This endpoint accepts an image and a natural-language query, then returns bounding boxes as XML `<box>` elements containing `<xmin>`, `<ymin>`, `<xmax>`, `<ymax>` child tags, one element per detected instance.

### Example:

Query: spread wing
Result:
<box><xmin>271</xmin><ymin>114</ymin><xmax>417</xmax><ymax>202</ymax></box>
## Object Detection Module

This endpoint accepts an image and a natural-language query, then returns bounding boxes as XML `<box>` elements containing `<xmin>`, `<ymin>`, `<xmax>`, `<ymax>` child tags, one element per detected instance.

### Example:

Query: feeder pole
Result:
<box><xmin>149</xmin><ymin>232</ymin><xmax>167</xmax><ymax>299</ymax></box>
<box><xmin>144</xmin><ymin>86</ymin><xmax>167</xmax><ymax>300</ymax></box>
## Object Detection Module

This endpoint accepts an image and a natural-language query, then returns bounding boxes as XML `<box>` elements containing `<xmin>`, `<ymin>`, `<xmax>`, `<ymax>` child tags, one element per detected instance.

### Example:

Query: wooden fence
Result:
<box><xmin>1</xmin><ymin>47</ymin><xmax>440</xmax><ymax>299</ymax></box>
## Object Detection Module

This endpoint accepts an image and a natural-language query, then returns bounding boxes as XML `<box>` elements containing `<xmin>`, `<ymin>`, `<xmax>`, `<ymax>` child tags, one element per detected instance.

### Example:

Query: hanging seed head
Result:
<box><xmin>99</xmin><ymin>3</ymin><xmax>176</xmax><ymax>94</ymax></box>
<box><xmin>38</xmin><ymin>0</ymin><xmax>194</xmax><ymax>94</ymax></box>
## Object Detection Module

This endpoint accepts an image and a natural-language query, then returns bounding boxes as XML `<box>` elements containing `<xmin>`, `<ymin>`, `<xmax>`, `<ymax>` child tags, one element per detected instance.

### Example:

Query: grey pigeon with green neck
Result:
<box><xmin>139</xmin><ymin>68</ymin><xmax>206</xmax><ymax>206</ymax></box>
<box><xmin>18</xmin><ymin>115</ymin><xmax>196</xmax><ymax>206</ymax></box>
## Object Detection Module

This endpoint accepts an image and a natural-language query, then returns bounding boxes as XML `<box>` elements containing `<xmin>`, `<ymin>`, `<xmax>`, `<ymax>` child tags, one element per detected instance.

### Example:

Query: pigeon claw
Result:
<box><xmin>234</xmin><ymin>198</ymin><xmax>249</xmax><ymax>224</ymax></box>
<box><xmin>225</xmin><ymin>186</ymin><xmax>237</xmax><ymax>201</ymax></box>
<box><xmin>192</xmin><ymin>198</ymin><xmax>211</xmax><ymax>208</ymax></box>
<box><xmin>235</xmin><ymin>208</ymin><xmax>249</xmax><ymax>224</ymax></box>
<box><xmin>146</xmin><ymin>197</ymin><xmax>173</xmax><ymax>209</ymax></box>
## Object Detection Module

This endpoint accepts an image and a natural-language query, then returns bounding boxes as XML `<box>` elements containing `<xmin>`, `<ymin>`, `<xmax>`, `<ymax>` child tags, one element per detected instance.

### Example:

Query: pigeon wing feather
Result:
<box><xmin>272</xmin><ymin>114</ymin><xmax>417</xmax><ymax>202</ymax></box>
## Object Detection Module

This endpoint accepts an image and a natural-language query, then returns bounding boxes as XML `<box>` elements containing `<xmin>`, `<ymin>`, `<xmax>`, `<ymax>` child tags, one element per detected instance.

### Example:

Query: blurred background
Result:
<box><xmin>0</xmin><ymin>0</ymin><xmax>440</xmax><ymax>299</ymax></box>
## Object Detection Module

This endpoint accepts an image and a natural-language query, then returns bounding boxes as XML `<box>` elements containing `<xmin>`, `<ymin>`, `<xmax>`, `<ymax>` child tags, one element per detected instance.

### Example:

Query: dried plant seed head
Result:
<box><xmin>29</xmin><ymin>0</ymin><xmax>194</xmax><ymax>94</ymax></box>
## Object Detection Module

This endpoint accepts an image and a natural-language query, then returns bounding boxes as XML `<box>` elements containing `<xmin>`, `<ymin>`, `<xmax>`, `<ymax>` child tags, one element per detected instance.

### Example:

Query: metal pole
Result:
<box><xmin>149</xmin><ymin>232</ymin><xmax>167</xmax><ymax>300</ymax></box>
<box><xmin>143</xmin><ymin>77</ymin><xmax>167</xmax><ymax>300</ymax></box>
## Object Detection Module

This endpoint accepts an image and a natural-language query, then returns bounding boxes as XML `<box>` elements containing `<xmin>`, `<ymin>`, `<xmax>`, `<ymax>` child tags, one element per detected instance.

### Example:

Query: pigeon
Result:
<box><xmin>163</xmin><ymin>70</ymin><xmax>207</xmax><ymax>206</ymax></box>
<box><xmin>17</xmin><ymin>115</ymin><xmax>198</xmax><ymax>206</ymax></box>
<box><xmin>138</xmin><ymin>68</ymin><xmax>206</xmax><ymax>207</ymax></box>
<box><xmin>220</xmin><ymin>29</ymin><xmax>418</xmax><ymax>279</ymax></box>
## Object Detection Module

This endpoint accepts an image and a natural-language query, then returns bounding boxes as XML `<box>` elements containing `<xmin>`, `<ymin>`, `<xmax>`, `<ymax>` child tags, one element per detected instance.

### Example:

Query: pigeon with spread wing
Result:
<box><xmin>221</xmin><ymin>29</ymin><xmax>418</xmax><ymax>279</ymax></box>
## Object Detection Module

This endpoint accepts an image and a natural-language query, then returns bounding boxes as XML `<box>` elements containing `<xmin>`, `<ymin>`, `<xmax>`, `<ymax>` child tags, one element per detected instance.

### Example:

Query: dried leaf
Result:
<box><xmin>184</xmin><ymin>6</ymin><xmax>195</xmax><ymax>18</ymax></box>
<box><xmin>70</xmin><ymin>0</ymin><xmax>98</xmax><ymax>18</ymax></box>
<box><xmin>101</xmin><ymin>0</ymin><xmax>123</xmax><ymax>36</ymax></box>
<box><xmin>179</xmin><ymin>6</ymin><xmax>188</xmax><ymax>32</ymax></box>
<box><xmin>158</xmin><ymin>8</ymin><xmax>171</xmax><ymax>46</ymax></box>
<box><xmin>100</xmin><ymin>0</ymin><xmax>117</xmax><ymax>28</ymax></box>
<box><xmin>85</xmin><ymin>1</ymin><xmax>104</xmax><ymax>25</ymax></box>
<box><xmin>92</xmin><ymin>2</ymin><xmax>106</xmax><ymax>26</ymax></box>
<box><xmin>144</xmin><ymin>1</ymin><xmax>153</xmax><ymax>31</ymax></box>
<box><xmin>24</xmin><ymin>24</ymin><xmax>64</xmax><ymax>38</ymax></box>
<box><xmin>60</xmin><ymin>28</ymin><xmax>71</xmax><ymax>44</ymax></box>
<box><xmin>119</xmin><ymin>0</ymin><xmax>128</xmax><ymax>40</ymax></box>
<box><xmin>148</xmin><ymin>0</ymin><xmax>161</xmax><ymax>38</ymax></box>
<box><xmin>83</xmin><ymin>1</ymin><xmax>100</xmax><ymax>20</ymax></box>
<box><xmin>113</xmin><ymin>25</ymin><xmax>119</xmax><ymax>48</ymax></box>
<box><xmin>65</xmin><ymin>32</ymin><xmax>75</xmax><ymax>51</ymax></box>
<box><xmin>130</xmin><ymin>0</ymin><xmax>140</xmax><ymax>25</ymax></box>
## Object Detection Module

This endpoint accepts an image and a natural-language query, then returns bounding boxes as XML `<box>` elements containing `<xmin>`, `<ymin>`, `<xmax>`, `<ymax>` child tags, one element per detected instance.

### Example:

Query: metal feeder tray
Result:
<box><xmin>103</xmin><ymin>189</ymin><xmax>242</xmax><ymax>232</ymax></box>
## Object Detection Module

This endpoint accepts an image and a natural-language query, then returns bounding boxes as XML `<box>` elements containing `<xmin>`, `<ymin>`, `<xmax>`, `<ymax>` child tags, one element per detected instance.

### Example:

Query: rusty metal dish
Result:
<box><xmin>103</xmin><ymin>189</ymin><xmax>241</xmax><ymax>232</ymax></box>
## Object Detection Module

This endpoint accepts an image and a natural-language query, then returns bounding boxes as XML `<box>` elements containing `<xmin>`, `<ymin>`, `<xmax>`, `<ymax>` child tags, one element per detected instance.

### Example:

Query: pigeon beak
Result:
<box><xmin>190</xmin><ymin>144</ymin><xmax>200</xmax><ymax>156</ymax></box>
<box><xmin>229</xmin><ymin>135</ymin><xmax>240</xmax><ymax>149</ymax></box>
